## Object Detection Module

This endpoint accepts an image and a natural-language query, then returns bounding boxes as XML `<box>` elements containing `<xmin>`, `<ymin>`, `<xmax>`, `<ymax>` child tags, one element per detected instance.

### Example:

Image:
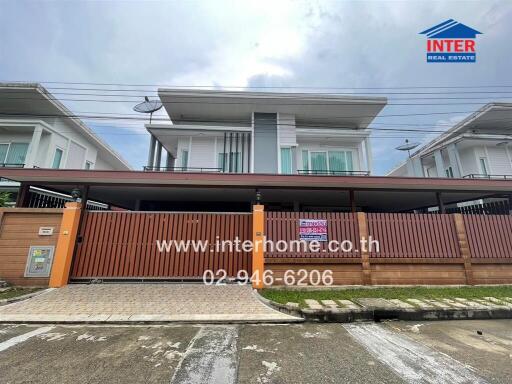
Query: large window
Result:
<box><xmin>52</xmin><ymin>148</ymin><xmax>64</xmax><ymax>169</ymax></box>
<box><xmin>0</xmin><ymin>144</ymin><xmax>8</xmax><ymax>164</ymax></box>
<box><xmin>302</xmin><ymin>150</ymin><xmax>354</xmax><ymax>174</ymax></box>
<box><xmin>280</xmin><ymin>147</ymin><xmax>293</xmax><ymax>174</ymax></box>
<box><xmin>218</xmin><ymin>152</ymin><xmax>242</xmax><ymax>172</ymax></box>
<box><xmin>0</xmin><ymin>143</ymin><xmax>29</xmax><ymax>166</ymax></box>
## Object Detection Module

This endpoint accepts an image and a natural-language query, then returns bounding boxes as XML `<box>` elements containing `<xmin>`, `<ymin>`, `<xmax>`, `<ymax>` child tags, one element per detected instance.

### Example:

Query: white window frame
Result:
<box><xmin>301</xmin><ymin>148</ymin><xmax>355</xmax><ymax>173</ymax></box>
<box><xmin>52</xmin><ymin>147</ymin><xmax>65</xmax><ymax>169</ymax></box>
<box><xmin>280</xmin><ymin>146</ymin><xmax>293</xmax><ymax>174</ymax></box>
<box><xmin>0</xmin><ymin>143</ymin><xmax>11</xmax><ymax>164</ymax></box>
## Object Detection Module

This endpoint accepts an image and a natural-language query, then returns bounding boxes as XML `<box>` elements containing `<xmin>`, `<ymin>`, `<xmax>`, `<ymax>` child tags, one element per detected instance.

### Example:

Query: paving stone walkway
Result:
<box><xmin>0</xmin><ymin>284</ymin><xmax>301</xmax><ymax>323</ymax></box>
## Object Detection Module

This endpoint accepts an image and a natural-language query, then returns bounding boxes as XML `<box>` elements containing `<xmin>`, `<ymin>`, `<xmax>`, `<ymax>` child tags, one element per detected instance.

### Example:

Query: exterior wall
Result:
<box><xmin>458</xmin><ymin>146</ymin><xmax>479</xmax><ymax>176</ymax></box>
<box><xmin>277</xmin><ymin>113</ymin><xmax>297</xmax><ymax>147</ymax></box>
<box><xmin>0</xmin><ymin>208</ymin><xmax>63</xmax><ymax>286</ymax></box>
<box><xmin>486</xmin><ymin>145</ymin><xmax>512</xmax><ymax>175</ymax></box>
<box><xmin>253</xmin><ymin>113</ymin><xmax>278</xmax><ymax>173</ymax></box>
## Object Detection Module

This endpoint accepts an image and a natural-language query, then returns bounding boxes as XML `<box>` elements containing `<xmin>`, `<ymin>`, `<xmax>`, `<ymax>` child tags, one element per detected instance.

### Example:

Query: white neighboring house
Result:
<box><xmin>388</xmin><ymin>103</ymin><xmax>512</xmax><ymax>179</ymax></box>
<box><xmin>0</xmin><ymin>83</ymin><xmax>131</xmax><ymax>199</ymax></box>
<box><xmin>146</xmin><ymin>89</ymin><xmax>387</xmax><ymax>176</ymax></box>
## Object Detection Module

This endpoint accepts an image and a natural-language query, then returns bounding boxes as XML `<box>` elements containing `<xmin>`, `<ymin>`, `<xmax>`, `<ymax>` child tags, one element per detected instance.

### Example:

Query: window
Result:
<box><xmin>5</xmin><ymin>143</ymin><xmax>29</xmax><ymax>165</ymax></box>
<box><xmin>0</xmin><ymin>144</ymin><xmax>8</xmax><ymax>164</ymax></box>
<box><xmin>301</xmin><ymin>150</ymin><xmax>309</xmax><ymax>171</ymax></box>
<box><xmin>310</xmin><ymin>152</ymin><xmax>328</xmax><ymax>173</ymax></box>
<box><xmin>181</xmin><ymin>150</ymin><xmax>189</xmax><ymax>170</ymax></box>
<box><xmin>218</xmin><ymin>152</ymin><xmax>242</xmax><ymax>172</ymax></box>
<box><xmin>479</xmin><ymin>157</ymin><xmax>488</xmax><ymax>176</ymax></box>
<box><xmin>280</xmin><ymin>147</ymin><xmax>293</xmax><ymax>174</ymax></box>
<box><xmin>445</xmin><ymin>166</ymin><xmax>454</xmax><ymax>178</ymax></box>
<box><xmin>303</xmin><ymin>150</ymin><xmax>354</xmax><ymax>174</ymax></box>
<box><xmin>85</xmin><ymin>161</ymin><xmax>93</xmax><ymax>170</ymax></box>
<box><xmin>52</xmin><ymin>148</ymin><xmax>64</xmax><ymax>169</ymax></box>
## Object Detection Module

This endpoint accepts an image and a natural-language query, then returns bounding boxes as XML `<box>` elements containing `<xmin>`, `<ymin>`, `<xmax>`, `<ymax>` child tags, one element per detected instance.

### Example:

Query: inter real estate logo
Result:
<box><xmin>420</xmin><ymin>19</ymin><xmax>482</xmax><ymax>63</ymax></box>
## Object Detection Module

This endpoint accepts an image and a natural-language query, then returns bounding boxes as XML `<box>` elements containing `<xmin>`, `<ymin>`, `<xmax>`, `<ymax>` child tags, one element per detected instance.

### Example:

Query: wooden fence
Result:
<box><xmin>264</xmin><ymin>212</ymin><xmax>512</xmax><ymax>285</ymax></box>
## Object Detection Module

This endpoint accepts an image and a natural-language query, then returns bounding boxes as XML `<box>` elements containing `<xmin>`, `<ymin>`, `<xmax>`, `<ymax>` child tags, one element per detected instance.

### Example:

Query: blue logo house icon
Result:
<box><xmin>420</xmin><ymin>19</ymin><xmax>482</xmax><ymax>63</ymax></box>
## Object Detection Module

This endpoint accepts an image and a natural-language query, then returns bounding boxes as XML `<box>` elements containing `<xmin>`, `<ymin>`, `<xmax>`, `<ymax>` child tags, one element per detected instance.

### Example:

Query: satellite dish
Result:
<box><xmin>133</xmin><ymin>96</ymin><xmax>163</xmax><ymax>123</ymax></box>
<box><xmin>395</xmin><ymin>139</ymin><xmax>420</xmax><ymax>157</ymax></box>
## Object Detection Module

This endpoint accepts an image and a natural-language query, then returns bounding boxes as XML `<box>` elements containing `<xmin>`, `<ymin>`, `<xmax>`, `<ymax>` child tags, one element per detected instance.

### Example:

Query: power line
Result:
<box><xmin>6</xmin><ymin>80</ymin><xmax>512</xmax><ymax>89</ymax></box>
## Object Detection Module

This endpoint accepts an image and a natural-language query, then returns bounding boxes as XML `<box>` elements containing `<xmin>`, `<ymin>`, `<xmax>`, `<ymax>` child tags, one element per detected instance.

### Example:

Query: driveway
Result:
<box><xmin>0</xmin><ymin>284</ymin><xmax>299</xmax><ymax>323</ymax></box>
<box><xmin>0</xmin><ymin>320</ymin><xmax>510</xmax><ymax>383</ymax></box>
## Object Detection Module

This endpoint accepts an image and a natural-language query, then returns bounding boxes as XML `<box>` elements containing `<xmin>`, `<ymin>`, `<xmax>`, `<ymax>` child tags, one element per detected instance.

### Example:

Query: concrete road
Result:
<box><xmin>0</xmin><ymin>320</ymin><xmax>510</xmax><ymax>383</ymax></box>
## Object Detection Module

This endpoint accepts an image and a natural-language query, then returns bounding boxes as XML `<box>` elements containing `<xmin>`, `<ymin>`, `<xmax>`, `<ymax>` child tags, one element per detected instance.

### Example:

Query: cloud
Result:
<box><xmin>1</xmin><ymin>0</ymin><xmax>512</xmax><ymax>173</ymax></box>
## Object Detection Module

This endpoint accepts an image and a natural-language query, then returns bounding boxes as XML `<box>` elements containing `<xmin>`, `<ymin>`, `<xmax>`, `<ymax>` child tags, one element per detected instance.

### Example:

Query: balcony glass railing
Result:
<box><xmin>463</xmin><ymin>174</ymin><xmax>512</xmax><ymax>180</ymax></box>
<box><xmin>297</xmin><ymin>169</ymin><xmax>370</xmax><ymax>176</ymax></box>
<box><xmin>143</xmin><ymin>166</ymin><xmax>222</xmax><ymax>173</ymax></box>
<box><xmin>0</xmin><ymin>163</ymin><xmax>25</xmax><ymax>168</ymax></box>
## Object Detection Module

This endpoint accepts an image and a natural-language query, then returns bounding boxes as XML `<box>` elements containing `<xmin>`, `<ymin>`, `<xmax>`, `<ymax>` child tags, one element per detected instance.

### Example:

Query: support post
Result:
<box><xmin>147</xmin><ymin>135</ymin><xmax>156</xmax><ymax>169</ymax></box>
<box><xmin>49</xmin><ymin>202</ymin><xmax>82</xmax><ymax>287</ymax></box>
<box><xmin>252</xmin><ymin>204</ymin><xmax>265</xmax><ymax>289</ymax></box>
<box><xmin>357</xmin><ymin>212</ymin><xmax>372</xmax><ymax>285</ymax></box>
<box><xmin>349</xmin><ymin>190</ymin><xmax>356</xmax><ymax>213</ymax></box>
<box><xmin>16</xmin><ymin>184</ymin><xmax>31</xmax><ymax>207</ymax></box>
<box><xmin>436</xmin><ymin>192</ymin><xmax>445</xmax><ymax>213</ymax></box>
<box><xmin>155</xmin><ymin>141</ymin><xmax>162</xmax><ymax>170</ymax></box>
<box><xmin>453</xmin><ymin>213</ymin><xmax>474</xmax><ymax>285</ymax></box>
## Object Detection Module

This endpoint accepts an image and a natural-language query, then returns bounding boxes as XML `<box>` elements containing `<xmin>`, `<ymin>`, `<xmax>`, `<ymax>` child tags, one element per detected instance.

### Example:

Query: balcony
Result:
<box><xmin>297</xmin><ymin>170</ymin><xmax>370</xmax><ymax>176</ymax></box>
<box><xmin>143</xmin><ymin>166</ymin><xmax>222</xmax><ymax>173</ymax></box>
<box><xmin>463</xmin><ymin>174</ymin><xmax>512</xmax><ymax>180</ymax></box>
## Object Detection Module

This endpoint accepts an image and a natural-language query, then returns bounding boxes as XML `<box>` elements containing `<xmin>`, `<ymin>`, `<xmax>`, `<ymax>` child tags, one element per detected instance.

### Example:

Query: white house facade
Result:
<box><xmin>146</xmin><ymin>90</ymin><xmax>387</xmax><ymax>176</ymax></box>
<box><xmin>388</xmin><ymin>103</ymin><xmax>512</xmax><ymax>179</ymax></box>
<box><xmin>0</xmin><ymin>83</ymin><xmax>131</xmax><ymax>172</ymax></box>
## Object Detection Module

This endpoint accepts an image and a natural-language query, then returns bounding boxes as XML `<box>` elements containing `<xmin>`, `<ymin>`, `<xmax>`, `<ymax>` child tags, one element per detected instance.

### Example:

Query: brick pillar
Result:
<box><xmin>252</xmin><ymin>204</ymin><xmax>265</xmax><ymax>289</ymax></box>
<box><xmin>453</xmin><ymin>213</ymin><xmax>474</xmax><ymax>285</ymax></box>
<box><xmin>49</xmin><ymin>202</ymin><xmax>82</xmax><ymax>287</ymax></box>
<box><xmin>357</xmin><ymin>212</ymin><xmax>372</xmax><ymax>285</ymax></box>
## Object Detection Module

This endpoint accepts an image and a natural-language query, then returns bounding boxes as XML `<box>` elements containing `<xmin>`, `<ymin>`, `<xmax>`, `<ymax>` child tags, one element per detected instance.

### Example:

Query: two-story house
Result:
<box><xmin>388</xmin><ymin>103</ymin><xmax>512</xmax><ymax>179</ymax></box>
<box><xmin>0</xmin><ymin>83</ymin><xmax>131</xmax><ymax>204</ymax></box>
<box><xmin>145</xmin><ymin>89</ymin><xmax>386</xmax><ymax>178</ymax></box>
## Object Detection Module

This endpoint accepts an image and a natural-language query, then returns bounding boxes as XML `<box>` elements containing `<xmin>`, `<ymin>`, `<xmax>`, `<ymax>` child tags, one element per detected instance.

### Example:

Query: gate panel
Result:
<box><xmin>71</xmin><ymin>212</ymin><xmax>252</xmax><ymax>279</ymax></box>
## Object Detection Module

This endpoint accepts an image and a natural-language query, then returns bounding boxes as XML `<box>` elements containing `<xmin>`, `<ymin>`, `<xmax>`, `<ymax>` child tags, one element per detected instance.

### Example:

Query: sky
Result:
<box><xmin>1</xmin><ymin>0</ymin><xmax>512</xmax><ymax>174</ymax></box>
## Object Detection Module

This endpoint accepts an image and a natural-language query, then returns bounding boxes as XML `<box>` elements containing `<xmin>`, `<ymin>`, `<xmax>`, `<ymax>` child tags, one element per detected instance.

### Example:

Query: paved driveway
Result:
<box><xmin>0</xmin><ymin>320</ymin><xmax>510</xmax><ymax>383</ymax></box>
<box><xmin>0</xmin><ymin>284</ymin><xmax>299</xmax><ymax>323</ymax></box>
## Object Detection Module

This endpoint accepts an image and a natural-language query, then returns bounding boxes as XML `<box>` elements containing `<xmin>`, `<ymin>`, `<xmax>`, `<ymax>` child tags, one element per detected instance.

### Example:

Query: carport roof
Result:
<box><xmin>2</xmin><ymin>168</ymin><xmax>512</xmax><ymax>212</ymax></box>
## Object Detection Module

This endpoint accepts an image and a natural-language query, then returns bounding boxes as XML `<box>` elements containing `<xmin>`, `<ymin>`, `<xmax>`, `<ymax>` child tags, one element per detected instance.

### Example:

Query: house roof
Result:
<box><xmin>0</xmin><ymin>82</ymin><xmax>132</xmax><ymax>170</ymax></box>
<box><xmin>420</xmin><ymin>19</ymin><xmax>482</xmax><ymax>39</ymax></box>
<box><xmin>158</xmin><ymin>89</ymin><xmax>387</xmax><ymax>129</ymax></box>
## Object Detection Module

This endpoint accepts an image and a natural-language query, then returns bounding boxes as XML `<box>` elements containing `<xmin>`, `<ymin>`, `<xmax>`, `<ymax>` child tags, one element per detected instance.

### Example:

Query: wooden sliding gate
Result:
<box><xmin>71</xmin><ymin>211</ymin><xmax>252</xmax><ymax>280</ymax></box>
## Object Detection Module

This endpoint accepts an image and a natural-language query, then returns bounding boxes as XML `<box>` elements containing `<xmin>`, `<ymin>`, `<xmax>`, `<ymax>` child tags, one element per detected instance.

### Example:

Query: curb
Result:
<box><xmin>0</xmin><ymin>288</ymin><xmax>53</xmax><ymax>307</ymax></box>
<box><xmin>257</xmin><ymin>295</ymin><xmax>512</xmax><ymax>323</ymax></box>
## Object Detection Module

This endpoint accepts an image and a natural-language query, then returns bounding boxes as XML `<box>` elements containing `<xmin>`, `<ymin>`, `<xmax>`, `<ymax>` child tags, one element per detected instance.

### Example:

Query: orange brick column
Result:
<box><xmin>49</xmin><ymin>202</ymin><xmax>82</xmax><ymax>288</ymax></box>
<box><xmin>453</xmin><ymin>213</ymin><xmax>474</xmax><ymax>285</ymax></box>
<box><xmin>357</xmin><ymin>212</ymin><xmax>372</xmax><ymax>285</ymax></box>
<box><xmin>252</xmin><ymin>204</ymin><xmax>265</xmax><ymax>289</ymax></box>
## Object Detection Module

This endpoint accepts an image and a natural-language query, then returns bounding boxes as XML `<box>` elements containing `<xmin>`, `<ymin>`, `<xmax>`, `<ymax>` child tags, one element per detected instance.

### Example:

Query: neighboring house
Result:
<box><xmin>0</xmin><ymin>83</ymin><xmax>131</xmax><ymax>201</ymax></box>
<box><xmin>388</xmin><ymin>103</ymin><xmax>512</xmax><ymax>179</ymax></box>
<box><xmin>146</xmin><ymin>90</ymin><xmax>387</xmax><ymax>176</ymax></box>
